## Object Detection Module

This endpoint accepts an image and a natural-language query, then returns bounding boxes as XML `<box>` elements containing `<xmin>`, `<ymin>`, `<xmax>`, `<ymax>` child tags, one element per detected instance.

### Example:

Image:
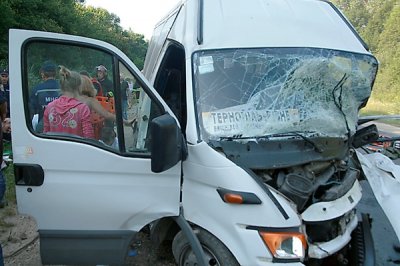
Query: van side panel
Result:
<box><xmin>40</xmin><ymin>230</ymin><xmax>134</xmax><ymax>265</ymax></box>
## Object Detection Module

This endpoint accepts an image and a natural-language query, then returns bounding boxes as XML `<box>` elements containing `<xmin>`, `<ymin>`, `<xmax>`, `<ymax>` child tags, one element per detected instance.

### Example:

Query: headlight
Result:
<box><xmin>259</xmin><ymin>231</ymin><xmax>307</xmax><ymax>260</ymax></box>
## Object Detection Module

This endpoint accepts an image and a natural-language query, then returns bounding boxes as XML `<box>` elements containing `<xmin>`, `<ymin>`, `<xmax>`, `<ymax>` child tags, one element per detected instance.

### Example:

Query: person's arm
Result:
<box><xmin>43</xmin><ymin>106</ymin><xmax>50</xmax><ymax>133</ymax></box>
<box><xmin>90</xmin><ymin>97</ymin><xmax>116</xmax><ymax>121</ymax></box>
<box><xmin>106</xmin><ymin>79</ymin><xmax>114</xmax><ymax>95</ymax></box>
<box><xmin>29</xmin><ymin>88</ymin><xmax>38</xmax><ymax>120</ymax></box>
<box><xmin>0</xmin><ymin>102</ymin><xmax>6</xmax><ymax>164</ymax></box>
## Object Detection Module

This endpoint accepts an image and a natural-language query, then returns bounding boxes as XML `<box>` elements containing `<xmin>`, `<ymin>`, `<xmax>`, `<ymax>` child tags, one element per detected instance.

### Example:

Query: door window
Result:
<box><xmin>24</xmin><ymin>40</ymin><xmax>162</xmax><ymax>155</ymax></box>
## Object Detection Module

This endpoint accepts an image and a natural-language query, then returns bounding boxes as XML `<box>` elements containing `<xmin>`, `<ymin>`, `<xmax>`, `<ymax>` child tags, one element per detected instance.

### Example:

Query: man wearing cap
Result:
<box><xmin>29</xmin><ymin>61</ymin><xmax>61</xmax><ymax>132</ymax></box>
<box><xmin>0</xmin><ymin>69</ymin><xmax>9</xmax><ymax>117</ymax></box>
<box><xmin>96</xmin><ymin>65</ymin><xmax>114</xmax><ymax>97</ymax></box>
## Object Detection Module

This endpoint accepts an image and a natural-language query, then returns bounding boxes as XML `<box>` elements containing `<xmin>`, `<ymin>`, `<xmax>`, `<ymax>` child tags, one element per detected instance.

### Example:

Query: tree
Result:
<box><xmin>373</xmin><ymin>5</ymin><xmax>400</xmax><ymax>103</ymax></box>
<box><xmin>360</xmin><ymin>0</ymin><xmax>397</xmax><ymax>51</ymax></box>
<box><xmin>332</xmin><ymin>0</ymin><xmax>400</xmax><ymax>111</ymax></box>
<box><xmin>0</xmin><ymin>0</ymin><xmax>148</xmax><ymax>70</ymax></box>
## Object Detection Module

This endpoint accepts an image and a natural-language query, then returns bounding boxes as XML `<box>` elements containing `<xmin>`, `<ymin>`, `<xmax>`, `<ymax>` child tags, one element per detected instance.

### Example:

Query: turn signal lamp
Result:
<box><xmin>259</xmin><ymin>231</ymin><xmax>307</xmax><ymax>260</ymax></box>
<box><xmin>223</xmin><ymin>193</ymin><xmax>243</xmax><ymax>204</ymax></box>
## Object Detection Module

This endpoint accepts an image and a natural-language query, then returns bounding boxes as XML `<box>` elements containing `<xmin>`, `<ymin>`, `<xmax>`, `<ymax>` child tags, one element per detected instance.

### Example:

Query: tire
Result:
<box><xmin>172</xmin><ymin>227</ymin><xmax>240</xmax><ymax>266</ymax></box>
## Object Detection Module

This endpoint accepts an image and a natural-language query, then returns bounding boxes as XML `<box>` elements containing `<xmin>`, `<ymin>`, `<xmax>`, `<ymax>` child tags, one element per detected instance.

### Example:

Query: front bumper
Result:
<box><xmin>308</xmin><ymin>211</ymin><xmax>358</xmax><ymax>259</ymax></box>
<box><xmin>306</xmin><ymin>213</ymin><xmax>375</xmax><ymax>265</ymax></box>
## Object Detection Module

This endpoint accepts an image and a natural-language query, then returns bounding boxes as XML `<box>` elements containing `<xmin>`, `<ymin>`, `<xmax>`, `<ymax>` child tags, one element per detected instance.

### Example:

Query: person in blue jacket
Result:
<box><xmin>29</xmin><ymin>61</ymin><xmax>61</xmax><ymax>132</ymax></box>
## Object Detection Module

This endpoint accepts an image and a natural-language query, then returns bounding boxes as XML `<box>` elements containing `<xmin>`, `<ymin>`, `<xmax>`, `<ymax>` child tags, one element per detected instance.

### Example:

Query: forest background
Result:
<box><xmin>0</xmin><ymin>0</ymin><xmax>398</xmax><ymax>116</ymax></box>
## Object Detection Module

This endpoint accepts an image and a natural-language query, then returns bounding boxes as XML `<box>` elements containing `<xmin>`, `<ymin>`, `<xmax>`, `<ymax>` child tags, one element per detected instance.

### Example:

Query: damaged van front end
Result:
<box><xmin>192</xmin><ymin>47</ymin><xmax>378</xmax><ymax>264</ymax></box>
<box><xmin>140</xmin><ymin>0</ymin><xmax>391</xmax><ymax>265</ymax></box>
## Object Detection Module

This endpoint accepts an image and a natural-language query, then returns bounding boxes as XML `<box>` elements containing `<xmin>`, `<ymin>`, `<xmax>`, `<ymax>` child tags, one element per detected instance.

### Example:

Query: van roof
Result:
<box><xmin>163</xmin><ymin>0</ymin><xmax>369</xmax><ymax>54</ymax></box>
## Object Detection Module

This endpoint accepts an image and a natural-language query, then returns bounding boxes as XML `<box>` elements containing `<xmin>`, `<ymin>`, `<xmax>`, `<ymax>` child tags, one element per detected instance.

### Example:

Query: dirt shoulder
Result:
<box><xmin>0</xmin><ymin>204</ymin><xmax>41</xmax><ymax>265</ymax></box>
<box><xmin>0</xmin><ymin>203</ymin><xmax>175</xmax><ymax>265</ymax></box>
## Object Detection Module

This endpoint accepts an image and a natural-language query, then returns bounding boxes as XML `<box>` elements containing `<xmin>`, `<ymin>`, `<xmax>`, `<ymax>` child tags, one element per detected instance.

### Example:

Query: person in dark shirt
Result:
<box><xmin>0</xmin><ymin>69</ymin><xmax>9</xmax><ymax>117</ymax></box>
<box><xmin>29</xmin><ymin>61</ymin><xmax>61</xmax><ymax>132</ymax></box>
<box><xmin>80</xmin><ymin>70</ymin><xmax>103</xmax><ymax>96</ymax></box>
<box><xmin>95</xmin><ymin>65</ymin><xmax>113</xmax><ymax>97</ymax></box>
<box><xmin>0</xmin><ymin>69</ymin><xmax>11</xmax><ymax>141</ymax></box>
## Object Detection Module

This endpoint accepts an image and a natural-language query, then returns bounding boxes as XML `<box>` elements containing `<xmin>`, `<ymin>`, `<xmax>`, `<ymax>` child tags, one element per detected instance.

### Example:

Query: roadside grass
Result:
<box><xmin>361</xmin><ymin>98</ymin><xmax>400</xmax><ymax>127</ymax></box>
<box><xmin>0</xmin><ymin>141</ymin><xmax>17</xmax><ymax>229</ymax></box>
<box><xmin>4</xmin><ymin>162</ymin><xmax>16</xmax><ymax>206</ymax></box>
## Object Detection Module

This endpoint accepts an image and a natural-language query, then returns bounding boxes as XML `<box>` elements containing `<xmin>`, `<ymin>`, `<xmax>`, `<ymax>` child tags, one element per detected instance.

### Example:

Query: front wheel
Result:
<box><xmin>172</xmin><ymin>227</ymin><xmax>239</xmax><ymax>266</ymax></box>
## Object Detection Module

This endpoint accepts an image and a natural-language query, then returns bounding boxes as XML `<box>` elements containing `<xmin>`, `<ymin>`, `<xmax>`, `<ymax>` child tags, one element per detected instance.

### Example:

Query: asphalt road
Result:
<box><xmin>357</xmin><ymin>122</ymin><xmax>400</xmax><ymax>265</ymax></box>
<box><xmin>357</xmin><ymin>181</ymin><xmax>400</xmax><ymax>265</ymax></box>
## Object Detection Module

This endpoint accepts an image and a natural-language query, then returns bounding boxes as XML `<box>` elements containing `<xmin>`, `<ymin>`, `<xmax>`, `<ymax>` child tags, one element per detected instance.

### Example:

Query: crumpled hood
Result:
<box><xmin>53</xmin><ymin>96</ymin><xmax>83</xmax><ymax>115</ymax></box>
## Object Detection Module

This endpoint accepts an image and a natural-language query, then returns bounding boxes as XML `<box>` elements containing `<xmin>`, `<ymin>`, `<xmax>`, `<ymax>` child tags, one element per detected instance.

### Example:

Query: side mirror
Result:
<box><xmin>353</xmin><ymin>124</ymin><xmax>379</xmax><ymax>148</ymax></box>
<box><xmin>150</xmin><ymin>113</ymin><xmax>186</xmax><ymax>173</ymax></box>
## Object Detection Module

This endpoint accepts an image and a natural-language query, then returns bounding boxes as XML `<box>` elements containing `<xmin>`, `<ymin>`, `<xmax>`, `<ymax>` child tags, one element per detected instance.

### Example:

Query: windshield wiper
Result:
<box><xmin>220</xmin><ymin>131</ymin><xmax>324</xmax><ymax>153</ymax></box>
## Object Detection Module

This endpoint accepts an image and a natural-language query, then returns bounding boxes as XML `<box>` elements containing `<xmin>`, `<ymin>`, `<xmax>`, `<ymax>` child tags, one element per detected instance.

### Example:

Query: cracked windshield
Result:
<box><xmin>193</xmin><ymin>48</ymin><xmax>378</xmax><ymax>142</ymax></box>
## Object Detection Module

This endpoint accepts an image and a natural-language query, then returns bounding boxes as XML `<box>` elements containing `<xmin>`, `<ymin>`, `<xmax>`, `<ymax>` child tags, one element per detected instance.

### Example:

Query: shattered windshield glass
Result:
<box><xmin>193</xmin><ymin>48</ymin><xmax>378</xmax><ymax>142</ymax></box>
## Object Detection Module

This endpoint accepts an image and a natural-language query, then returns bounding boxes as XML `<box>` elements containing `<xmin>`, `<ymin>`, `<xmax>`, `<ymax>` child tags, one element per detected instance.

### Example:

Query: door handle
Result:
<box><xmin>14</xmin><ymin>163</ymin><xmax>44</xmax><ymax>186</ymax></box>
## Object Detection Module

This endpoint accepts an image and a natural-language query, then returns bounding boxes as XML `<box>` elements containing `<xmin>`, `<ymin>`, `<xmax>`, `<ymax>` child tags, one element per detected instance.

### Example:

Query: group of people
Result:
<box><xmin>30</xmin><ymin>62</ymin><xmax>125</xmax><ymax>144</ymax></box>
<box><xmin>0</xmin><ymin>67</ymin><xmax>10</xmax><ymax>209</ymax></box>
<box><xmin>0</xmin><ymin>68</ymin><xmax>10</xmax><ymax>265</ymax></box>
<box><xmin>0</xmin><ymin>68</ymin><xmax>11</xmax><ymax>142</ymax></box>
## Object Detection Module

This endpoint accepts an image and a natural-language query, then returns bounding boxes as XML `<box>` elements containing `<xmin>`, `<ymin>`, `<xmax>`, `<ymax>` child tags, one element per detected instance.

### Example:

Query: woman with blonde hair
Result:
<box><xmin>78</xmin><ymin>75</ymin><xmax>116</xmax><ymax>121</ymax></box>
<box><xmin>43</xmin><ymin>66</ymin><xmax>94</xmax><ymax>138</ymax></box>
<box><xmin>79</xmin><ymin>74</ymin><xmax>136</xmax><ymax>129</ymax></box>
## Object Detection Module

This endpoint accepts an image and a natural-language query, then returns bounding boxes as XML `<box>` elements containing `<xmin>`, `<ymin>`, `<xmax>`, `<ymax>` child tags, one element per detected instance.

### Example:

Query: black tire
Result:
<box><xmin>172</xmin><ymin>227</ymin><xmax>240</xmax><ymax>266</ymax></box>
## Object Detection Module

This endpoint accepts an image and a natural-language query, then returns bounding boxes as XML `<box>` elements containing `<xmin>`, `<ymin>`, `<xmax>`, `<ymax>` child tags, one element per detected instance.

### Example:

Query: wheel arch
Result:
<box><xmin>150</xmin><ymin>217</ymin><xmax>181</xmax><ymax>246</ymax></box>
<box><xmin>150</xmin><ymin>215</ymin><xmax>209</xmax><ymax>266</ymax></box>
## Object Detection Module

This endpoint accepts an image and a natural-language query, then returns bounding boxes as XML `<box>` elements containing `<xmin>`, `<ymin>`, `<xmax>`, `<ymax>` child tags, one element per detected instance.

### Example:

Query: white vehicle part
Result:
<box><xmin>168</xmin><ymin>0</ymin><xmax>368</xmax><ymax>54</ymax></box>
<box><xmin>301</xmin><ymin>181</ymin><xmax>361</xmax><ymax>259</ymax></box>
<box><xmin>9</xmin><ymin>29</ymin><xmax>181</xmax><ymax>232</ymax></box>
<box><xmin>357</xmin><ymin>151</ymin><xmax>400</xmax><ymax>242</ymax></box>
<box><xmin>308</xmin><ymin>212</ymin><xmax>358</xmax><ymax>259</ymax></box>
<box><xmin>182</xmin><ymin>142</ymin><xmax>303</xmax><ymax>265</ymax></box>
<box><xmin>301</xmin><ymin>180</ymin><xmax>362</xmax><ymax>222</ymax></box>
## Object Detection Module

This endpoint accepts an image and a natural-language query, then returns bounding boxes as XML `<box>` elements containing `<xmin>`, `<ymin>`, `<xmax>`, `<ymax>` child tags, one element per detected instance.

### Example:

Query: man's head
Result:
<box><xmin>96</xmin><ymin>65</ymin><xmax>107</xmax><ymax>81</ymax></box>
<box><xmin>40</xmin><ymin>61</ymin><xmax>57</xmax><ymax>79</ymax></box>
<box><xmin>1</xmin><ymin>69</ymin><xmax>8</xmax><ymax>85</ymax></box>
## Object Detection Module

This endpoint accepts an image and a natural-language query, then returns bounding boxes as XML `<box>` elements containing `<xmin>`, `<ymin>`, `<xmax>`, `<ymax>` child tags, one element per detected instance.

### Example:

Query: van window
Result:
<box><xmin>153</xmin><ymin>44</ymin><xmax>186</xmax><ymax>132</ymax></box>
<box><xmin>24</xmin><ymin>40</ymin><xmax>161</xmax><ymax>155</ymax></box>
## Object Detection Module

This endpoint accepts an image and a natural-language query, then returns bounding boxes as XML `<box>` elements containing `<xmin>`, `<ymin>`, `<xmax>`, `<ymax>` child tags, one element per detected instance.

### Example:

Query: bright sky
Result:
<box><xmin>84</xmin><ymin>0</ymin><xmax>181</xmax><ymax>40</ymax></box>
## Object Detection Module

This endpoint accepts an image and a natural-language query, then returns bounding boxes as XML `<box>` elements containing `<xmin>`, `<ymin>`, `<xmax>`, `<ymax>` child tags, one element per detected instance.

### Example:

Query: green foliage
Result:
<box><xmin>0</xmin><ymin>0</ymin><xmax>148</xmax><ymax>70</ymax></box>
<box><xmin>374</xmin><ymin>5</ymin><xmax>400</xmax><ymax>104</ymax></box>
<box><xmin>331</xmin><ymin>0</ymin><xmax>400</xmax><ymax>115</ymax></box>
<box><xmin>0</xmin><ymin>161</ymin><xmax>17</xmax><ymax>227</ymax></box>
<box><xmin>4</xmin><ymin>163</ymin><xmax>16</xmax><ymax>205</ymax></box>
